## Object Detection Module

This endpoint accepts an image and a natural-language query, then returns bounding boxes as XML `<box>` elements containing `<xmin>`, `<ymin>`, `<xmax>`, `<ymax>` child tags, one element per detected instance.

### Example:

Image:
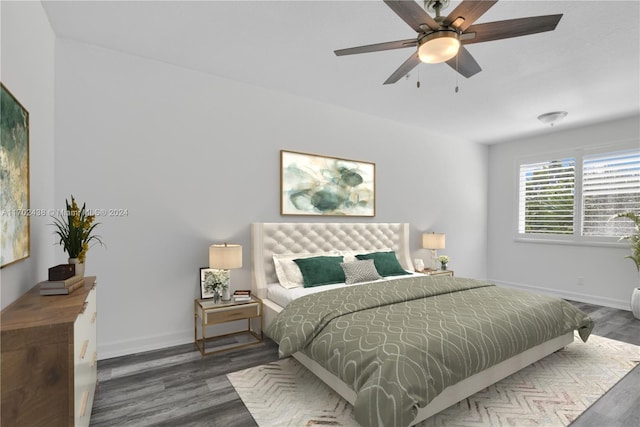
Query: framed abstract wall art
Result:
<box><xmin>0</xmin><ymin>83</ymin><xmax>30</xmax><ymax>268</ymax></box>
<box><xmin>280</xmin><ymin>150</ymin><xmax>375</xmax><ymax>216</ymax></box>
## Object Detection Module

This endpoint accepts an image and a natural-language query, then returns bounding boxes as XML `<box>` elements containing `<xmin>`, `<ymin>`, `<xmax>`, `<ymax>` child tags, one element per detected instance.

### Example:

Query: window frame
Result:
<box><xmin>514</xmin><ymin>140</ymin><xmax>639</xmax><ymax>247</ymax></box>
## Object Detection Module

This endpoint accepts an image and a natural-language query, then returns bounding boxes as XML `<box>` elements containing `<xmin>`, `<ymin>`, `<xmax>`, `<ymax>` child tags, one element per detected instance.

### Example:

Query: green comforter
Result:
<box><xmin>267</xmin><ymin>276</ymin><xmax>593</xmax><ymax>427</ymax></box>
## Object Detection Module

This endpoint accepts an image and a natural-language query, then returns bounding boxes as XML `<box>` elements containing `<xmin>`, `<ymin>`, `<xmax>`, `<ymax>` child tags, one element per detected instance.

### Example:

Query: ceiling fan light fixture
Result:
<box><xmin>418</xmin><ymin>31</ymin><xmax>460</xmax><ymax>64</ymax></box>
<box><xmin>537</xmin><ymin>111</ymin><xmax>568</xmax><ymax>127</ymax></box>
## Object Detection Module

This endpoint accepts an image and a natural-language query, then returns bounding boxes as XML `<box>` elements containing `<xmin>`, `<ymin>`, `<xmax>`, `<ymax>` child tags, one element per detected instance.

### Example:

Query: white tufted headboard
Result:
<box><xmin>251</xmin><ymin>223</ymin><xmax>413</xmax><ymax>299</ymax></box>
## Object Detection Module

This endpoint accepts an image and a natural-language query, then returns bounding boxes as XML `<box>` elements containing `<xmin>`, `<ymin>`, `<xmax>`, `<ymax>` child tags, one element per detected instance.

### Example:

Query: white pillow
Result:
<box><xmin>339</xmin><ymin>248</ymin><xmax>392</xmax><ymax>263</ymax></box>
<box><xmin>273</xmin><ymin>252</ymin><xmax>337</xmax><ymax>289</ymax></box>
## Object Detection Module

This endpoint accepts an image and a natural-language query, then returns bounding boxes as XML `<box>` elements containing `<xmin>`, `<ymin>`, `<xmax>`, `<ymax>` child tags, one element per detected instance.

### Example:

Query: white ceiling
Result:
<box><xmin>42</xmin><ymin>0</ymin><xmax>640</xmax><ymax>144</ymax></box>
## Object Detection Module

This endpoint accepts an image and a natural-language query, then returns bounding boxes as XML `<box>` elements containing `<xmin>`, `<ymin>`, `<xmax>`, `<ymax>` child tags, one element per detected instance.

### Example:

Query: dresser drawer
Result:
<box><xmin>74</xmin><ymin>288</ymin><xmax>96</xmax><ymax>364</ymax></box>
<box><xmin>205</xmin><ymin>302</ymin><xmax>260</xmax><ymax>325</ymax></box>
<box><xmin>74</xmin><ymin>286</ymin><xmax>97</xmax><ymax>427</ymax></box>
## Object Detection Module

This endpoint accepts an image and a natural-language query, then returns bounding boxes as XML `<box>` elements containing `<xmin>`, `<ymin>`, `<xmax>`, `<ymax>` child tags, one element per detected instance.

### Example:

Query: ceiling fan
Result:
<box><xmin>334</xmin><ymin>0</ymin><xmax>563</xmax><ymax>84</ymax></box>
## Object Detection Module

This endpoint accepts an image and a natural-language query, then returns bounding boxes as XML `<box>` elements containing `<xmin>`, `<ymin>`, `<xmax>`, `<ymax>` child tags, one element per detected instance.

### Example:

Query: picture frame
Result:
<box><xmin>1</xmin><ymin>83</ymin><xmax>30</xmax><ymax>268</ymax></box>
<box><xmin>199</xmin><ymin>267</ymin><xmax>216</xmax><ymax>299</ymax></box>
<box><xmin>280</xmin><ymin>150</ymin><xmax>375</xmax><ymax>216</ymax></box>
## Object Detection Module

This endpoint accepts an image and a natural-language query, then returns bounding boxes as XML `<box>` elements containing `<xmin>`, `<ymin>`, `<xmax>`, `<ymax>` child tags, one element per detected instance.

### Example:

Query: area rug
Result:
<box><xmin>227</xmin><ymin>334</ymin><xmax>639</xmax><ymax>427</ymax></box>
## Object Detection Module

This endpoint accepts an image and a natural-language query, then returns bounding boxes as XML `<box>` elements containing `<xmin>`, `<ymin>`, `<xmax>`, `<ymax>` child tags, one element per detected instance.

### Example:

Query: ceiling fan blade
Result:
<box><xmin>445</xmin><ymin>46</ymin><xmax>482</xmax><ymax>78</ymax></box>
<box><xmin>334</xmin><ymin>39</ymin><xmax>418</xmax><ymax>56</ymax></box>
<box><xmin>444</xmin><ymin>0</ymin><xmax>498</xmax><ymax>31</ymax></box>
<box><xmin>384</xmin><ymin>52</ymin><xmax>421</xmax><ymax>84</ymax></box>
<box><xmin>462</xmin><ymin>14</ymin><xmax>563</xmax><ymax>45</ymax></box>
<box><xmin>384</xmin><ymin>0</ymin><xmax>440</xmax><ymax>32</ymax></box>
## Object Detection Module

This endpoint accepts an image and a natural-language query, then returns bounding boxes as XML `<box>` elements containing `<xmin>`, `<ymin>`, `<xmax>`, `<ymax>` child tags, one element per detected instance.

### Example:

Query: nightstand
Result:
<box><xmin>417</xmin><ymin>269</ymin><xmax>454</xmax><ymax>277</ymax></box>
<box><xmin>194</xmin><ymin>296</ymin><xmax>263</xmax><ymax>356</ymax></box>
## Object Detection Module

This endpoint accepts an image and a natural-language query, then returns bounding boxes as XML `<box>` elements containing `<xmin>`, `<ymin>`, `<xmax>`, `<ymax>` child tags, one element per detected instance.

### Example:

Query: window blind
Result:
<box><xmin>582</xmin><ymin>150</ymin><xmax>640</xmax><ymax>236</ymax></box>
<box><xmin>518</xmin><ymin>159</ymin><xmax>575</xmax><ymax>234</ymax></box>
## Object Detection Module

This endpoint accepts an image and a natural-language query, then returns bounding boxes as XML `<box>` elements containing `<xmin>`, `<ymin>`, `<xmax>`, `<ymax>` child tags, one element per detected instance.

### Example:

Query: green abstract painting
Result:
<box><xmin>281</xmin><ymin>150</ymin><xmax>375</xmax><ymax>216</ymax></box>
<box><xmin>1</xmin><ymin>83</ymin><xmax>30</xmax><ymax>268</ymax></box>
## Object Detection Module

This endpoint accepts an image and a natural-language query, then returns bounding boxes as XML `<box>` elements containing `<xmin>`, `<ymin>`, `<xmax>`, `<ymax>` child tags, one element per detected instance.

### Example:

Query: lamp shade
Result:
<box><xmin>422</xmin><ymin>233</ymin><xmax>445</xmax><ymax>250</ymax></box>
<box><xmin>209</xmin><ymin>243</ymin><xmax>242</xmax><ymax>269</ymax></box>
<box><xmin>418</xmin><ymin>31</ymin><xmax>460</xmax><ymax>64</ymax></box>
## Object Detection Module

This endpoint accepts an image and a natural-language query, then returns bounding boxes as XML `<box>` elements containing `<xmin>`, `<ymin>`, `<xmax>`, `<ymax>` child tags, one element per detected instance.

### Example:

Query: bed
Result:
<box><xmin>251</xmin><ymin>222</ymin><xmax>593</xmax><ymax>427</ymax></box>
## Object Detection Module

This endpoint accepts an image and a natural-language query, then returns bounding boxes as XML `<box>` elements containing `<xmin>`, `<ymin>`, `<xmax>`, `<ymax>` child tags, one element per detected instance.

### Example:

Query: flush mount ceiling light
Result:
<box><xmin>537</xmin><ymin>111</ymin><xmax>568</xmax><ymax>127</ymax></box>
<box><xmin>418</xmin><ymin>30</ymin><xmax>460</xmax><ymax>63</ymax></box>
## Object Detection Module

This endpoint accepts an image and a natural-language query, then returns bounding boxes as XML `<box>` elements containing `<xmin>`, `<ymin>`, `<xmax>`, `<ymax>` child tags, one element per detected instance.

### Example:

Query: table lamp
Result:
<box><xmin>209</xmin><ymin>243</ymin><xmax>242</xmax><ymax>300</ymax></box>
<box><xmin>422</xmin><ymin>232</ymin><xmax>445</xmax><ymax>270</ymax></box>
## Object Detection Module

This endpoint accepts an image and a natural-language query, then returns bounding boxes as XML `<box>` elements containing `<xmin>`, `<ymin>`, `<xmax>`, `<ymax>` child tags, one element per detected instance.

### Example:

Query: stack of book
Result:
<box><xmin>233</xmin><ymin>290</ymin><xmax>251</xmax><ymax>302</ymax></box>
<box><xmin>39</xmin><ymin>275</ymin><xmax>85</xmax><ymax>296</ymax></box>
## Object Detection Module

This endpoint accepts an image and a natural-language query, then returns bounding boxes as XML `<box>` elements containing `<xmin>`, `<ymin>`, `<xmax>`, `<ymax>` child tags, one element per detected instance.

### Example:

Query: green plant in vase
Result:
<box><xmin>52</xmin><ymin>195</ymin><xmax>104</xmax><ymax>275</ymax></box>
<box><xmin>614</xmin><ymin>212</ymin><xmax>640</xmax><ymax>272</ymax></box>
<box><xmin>203</xmin><ymin>269</ymin><xmax>229</xmax><ymax>302</ymax></box>
<box><xmin>437</xmin><ymin>255</ymin><xmax>449</xmax><ymax>271</ymax></box>
<box><xmin>613</xmin><ymin>211</ymin><xmax>640</xmax><ymax>319</ymax></box>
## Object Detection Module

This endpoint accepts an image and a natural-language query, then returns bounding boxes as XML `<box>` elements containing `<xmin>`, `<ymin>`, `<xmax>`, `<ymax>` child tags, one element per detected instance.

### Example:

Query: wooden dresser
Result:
<box><xmin>1</xmin><ymin>276</ymin><xmax>97</xmax><ymax>427</ymax></box>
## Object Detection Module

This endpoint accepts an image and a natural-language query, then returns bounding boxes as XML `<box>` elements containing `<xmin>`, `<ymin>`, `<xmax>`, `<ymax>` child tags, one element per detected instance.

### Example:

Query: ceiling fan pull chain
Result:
<box><xmin>417</xmin><ymin>66</ymin><xmax>421</xmax><ymax>88</ymax></box>
<box><xmin>455</xmin><ymin>54</ymin><xmax>460</xmax><ymax>93</ymax></box>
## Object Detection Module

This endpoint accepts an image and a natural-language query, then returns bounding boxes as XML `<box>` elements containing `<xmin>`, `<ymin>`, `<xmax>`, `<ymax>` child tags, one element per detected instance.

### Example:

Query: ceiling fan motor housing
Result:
<box><xmin>426</xmin><ymin>0</ymin><xmax>451</xmax><ymax>17</ymax></box>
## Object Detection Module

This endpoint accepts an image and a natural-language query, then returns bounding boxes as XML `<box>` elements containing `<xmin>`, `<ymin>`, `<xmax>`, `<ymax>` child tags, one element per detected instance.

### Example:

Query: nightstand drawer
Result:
<box><xmin>194</xmin><ymin>295</ymin><xmax>263</xmax><ymax>356</ymax></box>
<box><xmin>205</xmin><ymin>303</ymin><xmax>260</xmax><ymax>324</ymax></box>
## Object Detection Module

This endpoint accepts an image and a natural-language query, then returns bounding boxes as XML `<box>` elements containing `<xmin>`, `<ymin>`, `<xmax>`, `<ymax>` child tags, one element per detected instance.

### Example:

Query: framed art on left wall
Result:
<box><xmin>0</xmin><ymin>83</ymin><xmax>30</xmax><ymax>268</ymax></box>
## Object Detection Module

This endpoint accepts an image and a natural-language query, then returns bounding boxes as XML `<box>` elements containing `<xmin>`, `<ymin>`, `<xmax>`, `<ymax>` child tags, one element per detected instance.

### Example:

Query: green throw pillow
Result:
<box><xmin>355</xmin><ymin>251</ymin><xmax>411</xmax><ymax>277</ymax></box>
<box><xmin>293</xmin><ymin>256</ymin><xmax>346</xmax><ymax>287</ymax></box>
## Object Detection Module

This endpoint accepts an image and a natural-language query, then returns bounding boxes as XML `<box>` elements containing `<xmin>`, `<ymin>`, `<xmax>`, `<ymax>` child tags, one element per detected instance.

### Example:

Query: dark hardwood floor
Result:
<box><xmin>564</xmin><ymin>301</ymin><xmax>640</xmax><ymax>427</ymax></box>
<box><xmin>90</xmin><ymin>301</ymin><xmax>640</xmax><ymax>426</ymax></box>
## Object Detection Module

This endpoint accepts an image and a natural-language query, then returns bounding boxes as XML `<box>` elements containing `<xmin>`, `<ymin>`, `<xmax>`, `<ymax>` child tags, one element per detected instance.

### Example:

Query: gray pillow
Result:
<box><xmin>341</xmin><ymin>259</ymin><xmax>382</xmax><ymax>284</ymax></box>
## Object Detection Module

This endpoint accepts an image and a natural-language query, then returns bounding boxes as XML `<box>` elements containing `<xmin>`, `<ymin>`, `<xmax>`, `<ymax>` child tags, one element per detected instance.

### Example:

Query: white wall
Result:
<box><xmin>55</xmin><ymin>39</ymin><xmax>488</xmax><ymax>359</ymax></box>
<box><xmin>487</xmin><ymin>115</ymin><xmax>640</xmax><ymax>310</ymax></box>
<box><xmin>5</xmin><ymin>2</ymin><xmax>636</xmax><ymax>362</ymax></box>
<box><xmin>0</xmin><ymin>1</ymin><xmax>56</xmax><ymax>309</ymax></box>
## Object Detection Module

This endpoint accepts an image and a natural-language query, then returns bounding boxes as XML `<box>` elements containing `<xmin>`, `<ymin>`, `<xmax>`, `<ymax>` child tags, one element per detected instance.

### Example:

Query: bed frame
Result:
<box><xmin>251</xmin><ymin>222</ymin><xmax>573</xmax><ymax>425</ymax></box>
<box><xmin>251</xmin><ymin>222</ymin><xmax>414</xmax><ymax>327</ymax></box>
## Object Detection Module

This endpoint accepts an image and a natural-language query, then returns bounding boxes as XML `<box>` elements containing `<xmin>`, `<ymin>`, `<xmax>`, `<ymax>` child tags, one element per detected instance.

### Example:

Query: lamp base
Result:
<box><xmin>430</xmin><ymin>249</ymin><xmax>439</xmax><ymax>270</ymax></box>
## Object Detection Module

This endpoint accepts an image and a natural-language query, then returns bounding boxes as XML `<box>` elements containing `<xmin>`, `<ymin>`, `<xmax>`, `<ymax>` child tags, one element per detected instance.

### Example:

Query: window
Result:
<box><xmin>518</xmin><ymin>147</ymin><xmax>640</xmax><ymax>242</ymax></box>
<box><xmin>583</xmin><ymin>151</ymin><xmax>640</xmax><ymax>236</ymax></box>
<box><xmin>518</xmin><ymin>158</ymin><xmax>575</xmax><ymax>235</ymax></box>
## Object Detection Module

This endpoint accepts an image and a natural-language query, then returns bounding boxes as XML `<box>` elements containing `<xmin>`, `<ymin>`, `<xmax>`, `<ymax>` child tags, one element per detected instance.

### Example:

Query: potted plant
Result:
<box><xmin>614</xmin><ymin>211</ymin><xmax>640</xmax><ymax>319</ymax></box>
<box><xmin>52</xmin><ymin>195</ymin><xmax>104</xmax><ymax>277</ymax></box>
<box><xmin>437</xmin><ymin>255</ymin><xmax>449</xmax><ymax>271</ymax></box>
<box><xmin>203</xmin><ymin>269</ymin><xmax>230</xmax><ymax>302</ymax></box>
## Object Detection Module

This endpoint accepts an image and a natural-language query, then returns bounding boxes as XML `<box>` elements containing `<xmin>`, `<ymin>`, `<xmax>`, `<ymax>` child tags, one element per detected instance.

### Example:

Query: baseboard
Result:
<box><xmin>489</xmin><ymin>279</ymin><xmax>631</xmax><ymax>311</ymax></box>
<box><xmin>97</xmin><ymin>329</ymin><xmax>193</xmax><ymax>360</ymax></box>
<box><xmin>97</xmin><ymin>320</ymin><xmax>249</xmax><ymax>360</ymax></box>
